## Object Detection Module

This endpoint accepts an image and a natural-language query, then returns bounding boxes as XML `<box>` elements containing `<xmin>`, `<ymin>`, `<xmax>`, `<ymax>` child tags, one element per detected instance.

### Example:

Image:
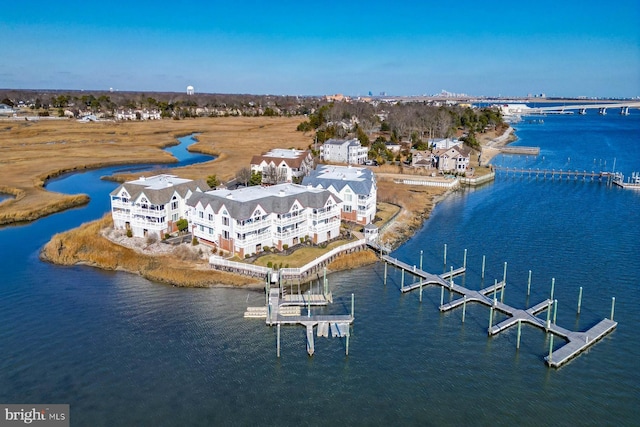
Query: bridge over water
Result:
<box><xmin>501</xmin><ymin>102</ymin><xmax>640</xmax><ymax>116</ymax></box>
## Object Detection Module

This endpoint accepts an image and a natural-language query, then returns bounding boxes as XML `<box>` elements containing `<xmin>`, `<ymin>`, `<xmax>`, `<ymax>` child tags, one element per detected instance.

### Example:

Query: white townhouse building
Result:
<box><xmin>115</xmin><ymin>109</ymin><xmax>162</xmax><ymax>121</ymax></box>
<box><xmin>110</xmin><ymin>174</ymin><xmax>209</xmax><ymax>238</ymax></box>
<box><xmin>187</xmin><ymin>183</ymin><xmax>342</xmax><ymax>258</ymax></box>
<box><xmin>429</xmin><ymin>137</ymin><xmax>461</xmax><ymax>150</ymax></box>
<box><xmin>250</xmin><ymin>149</ymin><xmax>314</xmax><ymax>185</ymax></box>
<box><xmin>320</xmin><ymin>138</ymin><xmax>368</xmax><ymax>165</ymax></box>
<box><xmin>433</xmin><ymin>145</ymin><xmax>471</xmax><ymax>173</ymax></box>
<box><xmin>302</xmin><ymin>165</ymin><xmax>377</xmax><ymax>225</ymax></box>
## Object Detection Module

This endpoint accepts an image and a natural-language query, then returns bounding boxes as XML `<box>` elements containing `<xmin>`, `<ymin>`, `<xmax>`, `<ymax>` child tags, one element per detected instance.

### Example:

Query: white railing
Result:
<box><xmin>279</xmin><ymin>239</ymin><xmax>367</xmax><ymax>278</ymax></box>
<box><xmin>459</xmin><ymin>173</ymin><xmax>495</xmax><ymax>186</ymax></box>
<box><xmin>133</xmin><ymin>207</ymin><xmax>166</xmax><ymax>216</ymax></box>
<box><xmin>208</xmin><ymin>239</ymin><xmax>368</xmax><ymax>279</ymax></box>
<box><xmin>395</xmin><ymin>178</ymin><xmax>460</xmax><ymax>188</ymax></box>
<box><xmin>208</xmin><ymin>257</ymin><xmax>271</xmax><ymax>276</ymax></box>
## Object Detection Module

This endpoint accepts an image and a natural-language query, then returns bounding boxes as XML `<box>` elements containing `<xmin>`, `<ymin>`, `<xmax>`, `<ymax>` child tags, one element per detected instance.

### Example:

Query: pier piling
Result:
<box><xmin>450</xmin><ymin>266</ymin><xmax>454</xmax><ymax>288</ymax></box>
<box><xmin>420</xmin><ymin>250</ymin><xmax>423</xmax><ymax>270</ymax></box>
<box><xmin>444</xmin><ymin>244</ymin><xmax>447</xmax><ymax>266</ymax></box>
<box><xmin>546</xmin><ymin>301</ymin><xmax>552</xmax><ymax>330</ymax></box>
<box><xmin>548</xmin><ymin>334</ymin><xmax>554</xmax><ymax>362</ymax></box>
<box><xmin>277</xmin><ymin>323</ymin><xmax>281</xmax><ymax>357</ymax></box>
<box><xmin>550</xmin><ymin>278</ymin><xmax>555</xmax><ymax>300</ymax></box>
<box><xmin>384</xmin><ymin>262</ymin><xmax>388</xmax><ymax>286</ymax></box>
<box><xmin>577</xmin><ymin>286</ymin><xmax>583</xmax><ymax>314</ymax></box>
<box><xmin>481</xmin><ymin>255</ymin><xmax>486</xmax><ymax>279</ymax></box>
<box><xmin>611</xmin><ymin>297</ymin><xmax>615</xmax><ymax>321</ymax></box>
<box><xmin>351</xmin><ymin>293</ymin><xmax>355</xmax><ymax>318</ymax></box>
<box><xmin>462</xmin><ymin>296</ymin><xmax>467</xmax><ymax>323</ymax></box>
<box><xmin>440</xmin><ymin>286</ymin><xmax>445</xmax><ymax>306</ymax></box>
<box><xmin>553</xmin><ymin>299</ymin><xmax>558</xmax><ymax>324</ymax></box>
<box><xmin>527</xmin><ymin>270</ymin><xmax>532</xmax><ymax>296</ymax></box>
<box><xmin>503</xmin><ymin>262</ymin><xmax>507</xmax><ymax>285</ymax></box>
<box><xmin>463</xmin><ymin>249</ymin><xmax>467</xmax><ymax>269</ymax></box>
<box><xmin>489</xmin><ymin>307</ymin><xmax>494</xmax><ymax>333</ymax></box>
<box><xmin>516</xmin><ymin>320</ymin><xmax>522</xmax><ymax>349</ymax></box>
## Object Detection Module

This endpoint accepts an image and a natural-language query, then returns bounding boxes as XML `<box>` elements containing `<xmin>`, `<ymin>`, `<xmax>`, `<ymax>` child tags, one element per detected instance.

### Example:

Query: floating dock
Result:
<box><xmin>382</xmin><ymin>253</ymin><xmax>617</xmax><ymax>368</ymax></box>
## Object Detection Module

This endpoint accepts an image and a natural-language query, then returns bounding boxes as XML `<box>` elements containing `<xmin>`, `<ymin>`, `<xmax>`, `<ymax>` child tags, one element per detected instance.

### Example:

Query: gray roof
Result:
<box><xmin>323</xmin><ymin>138</ymin><xmax>359</xmax><ymax>147</ymax></box>
<box><xmin>302</xmin><ymin>166</ymin><xmax>375</xmax><ymax>196</ymax></box>
<box><xmin>187</xmin><ymin>184</ymin><xmax>341</xmax><ymax>220</ymax></box>
<box><xmin>111</xmin><ymin>179</ymin><xmax>209</xmax><ymax>205</ymax></box>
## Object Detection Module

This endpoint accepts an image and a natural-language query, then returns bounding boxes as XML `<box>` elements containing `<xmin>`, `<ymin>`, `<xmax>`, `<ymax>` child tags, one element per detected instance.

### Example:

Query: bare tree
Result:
<box><xmin>236</xmin><ymin>167</ymin><xmax>252</xmax><ymax>187</ymax></box>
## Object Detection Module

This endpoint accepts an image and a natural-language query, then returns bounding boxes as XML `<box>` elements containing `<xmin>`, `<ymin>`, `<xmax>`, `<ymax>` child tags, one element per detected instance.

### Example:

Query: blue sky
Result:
<box><xmin>1</xmin><ymin>1</ymin><xmax>639</xmax><ymax>97</ymax></box>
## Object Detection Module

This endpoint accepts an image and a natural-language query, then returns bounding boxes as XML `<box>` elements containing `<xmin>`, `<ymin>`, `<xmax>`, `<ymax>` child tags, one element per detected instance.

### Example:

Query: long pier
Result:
<box><xmin>382</xmin><ymin>252</ymin><xmax>617</xmax><ymax>368</ymax></box>
<box><xmin>493</xmin><ymin>166</ymin><xmax>618</xmax><ymax>182</ymax></box>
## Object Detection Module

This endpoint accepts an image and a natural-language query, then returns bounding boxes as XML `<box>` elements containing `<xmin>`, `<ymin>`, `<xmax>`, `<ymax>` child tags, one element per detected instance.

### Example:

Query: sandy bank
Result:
<box><xmin>479</xmin><ymin>126</ymin><xmax>518</xmax><ymax>165</ymax></box>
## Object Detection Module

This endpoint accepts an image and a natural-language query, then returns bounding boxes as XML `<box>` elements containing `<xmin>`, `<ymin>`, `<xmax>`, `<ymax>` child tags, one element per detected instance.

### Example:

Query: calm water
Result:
<box><xmin>1</xmin><ymin>120</ymin><xmax>639</xmax><ymax>426</ymax></box>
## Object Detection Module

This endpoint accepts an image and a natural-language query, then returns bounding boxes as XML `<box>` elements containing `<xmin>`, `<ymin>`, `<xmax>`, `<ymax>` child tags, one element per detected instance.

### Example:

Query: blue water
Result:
<box><xmin>1</xmin><ymin>120</ymin><xmax>639</xmax><ymax>426</ymax></box>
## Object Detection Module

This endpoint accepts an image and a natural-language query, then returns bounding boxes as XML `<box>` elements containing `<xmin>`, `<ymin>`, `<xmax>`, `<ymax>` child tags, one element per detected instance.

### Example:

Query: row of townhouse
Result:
<box><xmin>110</xmin><ymin>175</ymin><xmax>210</xmax><ymax>238</ymax></box>
<box><xmin>302</xmin><ymin>165</ymin><xmax>377</xmax><ymax>225</ymax></box>
<box><xmin>319</xmin><ymin>138</ymin><xmax>368</xmax><ymax>165</ymax></box>
<box><xmin>250</xmin><ymin>149</ymin><xmax>314</xmax><ymax>185</ymax></box>
<box><xmin>411</xmin><ymin>145</ymin><xmax>471</xmax><ymax>173</ymax></box>
<box><xmin>110</xmin><ymin>165</ymin><xmax>377</xmax><ymax>257</ymax></box>
<box><xmin>188</xmin><ymin>184</ymin><xmax>342</xmax><ymax>258</ymax></box>
<box><xmin>115</xmin><ymin>109</ymin><xmax>162</xmax><ymax>120</ymax></box>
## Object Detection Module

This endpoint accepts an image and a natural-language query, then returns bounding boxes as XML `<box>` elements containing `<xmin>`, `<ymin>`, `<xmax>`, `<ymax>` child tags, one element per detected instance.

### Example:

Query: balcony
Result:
<box><xmin>133</xmin><ymin>206</ymin><xmax>166</xmax><ymax>217</ymax></box>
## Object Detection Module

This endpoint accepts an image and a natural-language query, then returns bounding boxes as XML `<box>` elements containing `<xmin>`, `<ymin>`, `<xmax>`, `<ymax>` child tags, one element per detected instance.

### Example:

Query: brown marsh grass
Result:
<box><xmin>41</xmin><ymin>215</ymin><xmax>260</xmax><ymax>287</ymax></box>
<box><xmin>0</xmin><ymin>117</ymin><xmax>312</xmax><ymax>224</ymax></box>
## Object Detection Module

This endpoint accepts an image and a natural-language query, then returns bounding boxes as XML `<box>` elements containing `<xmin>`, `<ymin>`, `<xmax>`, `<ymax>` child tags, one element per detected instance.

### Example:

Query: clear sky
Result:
<box><xmin>1</xmin><ymin>1</ymin><xmax>639</xmax><ymax>98</ymax></box>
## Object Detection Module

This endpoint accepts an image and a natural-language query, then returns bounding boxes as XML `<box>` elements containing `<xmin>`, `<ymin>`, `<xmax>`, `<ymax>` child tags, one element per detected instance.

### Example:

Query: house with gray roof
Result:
<box><xmin>250</xmin><ymin>148</ymin><xmax>314</xmax><ymax>185</ymax></box>
<box><xmin>187</xmin><ymin>183</ymin><xmax>342</xmax><ymax>257</ymax></box>
<box><xmin>320</xmin><ymin>138</ymin><xmax>368</xmax><ymax>165</ymax></box>
<box><xmin>110</xmin><ymin>174</ymin><xmax>209</xmax><ymax>238</ymax></box>
<box><xmin>302</xmin><ymin>165</ymin><xmax>377</xmax><ymax>225</ymax></box>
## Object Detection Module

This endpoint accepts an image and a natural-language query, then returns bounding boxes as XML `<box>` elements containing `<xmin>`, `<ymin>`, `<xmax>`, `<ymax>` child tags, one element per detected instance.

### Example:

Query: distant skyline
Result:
<box><xmin>2</xmin><ymin>1</ymin><xmax>639</xmax><ymax>98</ymax></box>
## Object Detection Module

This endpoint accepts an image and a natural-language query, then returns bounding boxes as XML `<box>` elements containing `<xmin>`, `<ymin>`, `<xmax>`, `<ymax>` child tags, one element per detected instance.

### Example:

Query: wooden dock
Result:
<box><xmin>383</xmin><ymin>254</ymin><xmax>617</xmax><ymax>368</ymax></box>
<box><xmin>493</xmin><ymin>166</ymin><xmax>616</xmax><ymax>182</ymax></box>
<box><xmin>245</xmin><ymin>288</ymin><xmax>354</xmax><ymax>356</ymax></box>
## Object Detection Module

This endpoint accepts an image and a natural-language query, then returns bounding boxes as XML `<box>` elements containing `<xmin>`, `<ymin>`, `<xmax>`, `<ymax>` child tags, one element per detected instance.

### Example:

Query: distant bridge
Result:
<box><xmin>500</xmin><ymin>102</ymin><xmax>640</xmax><ymax>116</ymax></box>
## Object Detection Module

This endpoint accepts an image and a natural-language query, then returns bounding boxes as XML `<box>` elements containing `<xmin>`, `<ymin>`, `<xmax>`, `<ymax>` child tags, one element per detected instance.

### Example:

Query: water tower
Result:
<box><xmin>187</xmin><ymin>85</ymin><xmax>195</xmax><ymax>95</ymax></box>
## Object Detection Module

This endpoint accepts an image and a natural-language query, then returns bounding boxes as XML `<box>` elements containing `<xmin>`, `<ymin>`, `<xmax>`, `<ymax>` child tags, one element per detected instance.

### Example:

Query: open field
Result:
<box><xmin>0</xmin><ymin>117</ymin><xmax>312</xmax><ymax>224</ymax></box>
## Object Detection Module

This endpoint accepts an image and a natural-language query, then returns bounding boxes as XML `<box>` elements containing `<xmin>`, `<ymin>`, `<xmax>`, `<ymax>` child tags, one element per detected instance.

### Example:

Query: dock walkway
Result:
<box><xmin>383</xmin><ymin>255</ymin><xmax>617</xmax><ymax>368</ymax></box>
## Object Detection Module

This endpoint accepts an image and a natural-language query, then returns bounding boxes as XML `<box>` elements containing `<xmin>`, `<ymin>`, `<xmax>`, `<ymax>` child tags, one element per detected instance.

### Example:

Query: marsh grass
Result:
<box><xmin>0</xmin><ymin>117</ymin><xmax>311</xmax><ymax>224</ymax></box>
<box><xmin>41</xmin><ymin>215</ymin><xmax>260</xmax><ymax>287</ymax></box>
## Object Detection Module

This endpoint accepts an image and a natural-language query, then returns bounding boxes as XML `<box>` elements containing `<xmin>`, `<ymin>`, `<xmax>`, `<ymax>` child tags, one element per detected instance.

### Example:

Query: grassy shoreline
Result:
<box><xmin>15</xmin><ymin>117</ymin><xmax>514</xmax><ymax>287</ymax></box>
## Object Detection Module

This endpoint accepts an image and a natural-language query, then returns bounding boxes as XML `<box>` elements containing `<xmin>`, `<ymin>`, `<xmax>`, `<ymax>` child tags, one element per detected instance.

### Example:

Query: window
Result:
<box><xmin>222</xmin><ymin>217</ymin><xmax>229</xmax><ymax>226</ymax></box>
<box><xmin>208</xmin><ymin>227</ymin><xmax>213</xmax><ymax>235</ymax></box>
<box><xmin>171</xmin><ymin>201</ymin><xmax>178</xmax><ymax>210</ymax></box>
<box><xmin>199</xmin><ymin>211</ymin><xmax>204</xmax><ymax>219</ymax></box>
<box><xmin>222</xmin><ymin>230</ymin><xmax>230</xmax><ymax>239</ymax></box>
<box><xmin>208</xmin><ymin>213</ymin><xmax>214</xmax><ymax>221</ymax></box>
<box><xmin>172</xmin><ymin>213</ymin><xmax>178</xmax><ymax>221</ymax></box>
<box><xmin>344</xmin><ymin>205</ymin><xmax>352</xmax><ymax>213</ymax></box>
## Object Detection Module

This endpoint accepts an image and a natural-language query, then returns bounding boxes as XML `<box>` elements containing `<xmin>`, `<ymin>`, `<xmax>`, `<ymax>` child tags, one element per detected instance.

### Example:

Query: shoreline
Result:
<box><xmin>33</xmin><ymin>120</ymin><xmax>517</xmax><ymax>288</ymax></box>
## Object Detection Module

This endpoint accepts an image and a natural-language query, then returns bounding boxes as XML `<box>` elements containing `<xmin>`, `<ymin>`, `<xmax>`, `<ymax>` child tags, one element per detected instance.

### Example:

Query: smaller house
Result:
<box><xmin>250</xmin><ymin>149</ymin><xmax>314</xmax><ymax>185</ymax></box>
<box><xmin>433</xmin><ymin>145</ymin><xmax>471</xmax><ymax>173</ymax></box>
<box><xmin>0</xmin><ymin>104</ymin><xmax>15</xmax><ymax>116</ymax></box>
<box><xmin>411</xmin><ymin>149</ymin><xmax>435</xmax><ymax>169</ymax></box>
<box><xmin>429</xmin><ymin>138</ymin><xmax>461</xmax><ymax>150</ymax></box>
<box><xmin>320</xmin><ymin>138</ymin><xmax>368</xmax><ymax>165</ymax></box>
